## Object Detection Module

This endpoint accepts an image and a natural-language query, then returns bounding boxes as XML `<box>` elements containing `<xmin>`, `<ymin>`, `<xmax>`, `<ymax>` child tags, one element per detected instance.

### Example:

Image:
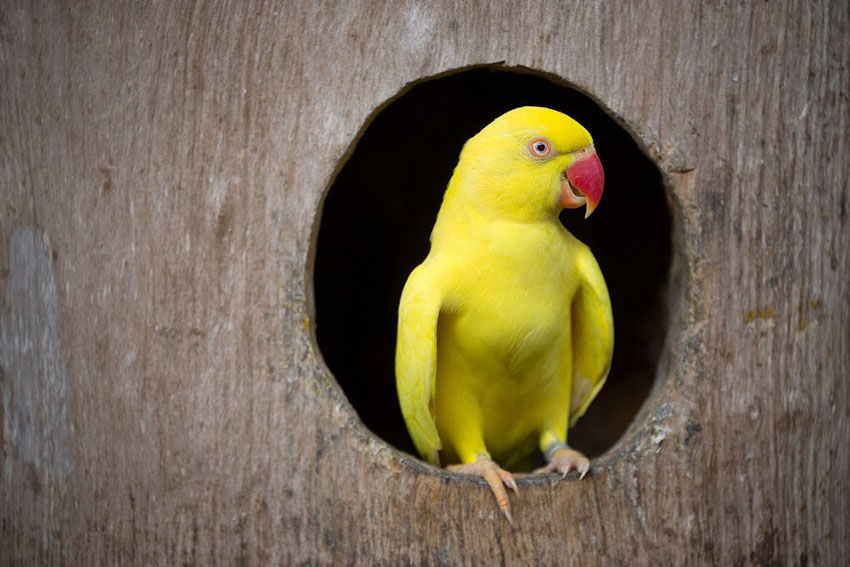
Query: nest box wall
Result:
<box><xmin>1</xmin><ymin>2</ymin><xmax>848</xmax><ymax>566</ymax></box>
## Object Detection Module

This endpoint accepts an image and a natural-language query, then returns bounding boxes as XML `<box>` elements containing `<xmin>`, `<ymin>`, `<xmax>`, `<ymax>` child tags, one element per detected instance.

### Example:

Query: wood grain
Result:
<box><xmin>1</xmin><ymin>1</ymin><xmax>847</xmax><ymax>565</ymax></box>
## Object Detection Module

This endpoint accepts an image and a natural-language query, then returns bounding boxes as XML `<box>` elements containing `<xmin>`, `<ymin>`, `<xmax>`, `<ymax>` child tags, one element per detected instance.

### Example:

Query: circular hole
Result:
<box><xmin>314</xmin><ymin>66</ymin><xmax>671</xmax><ymax>461</ymax></box>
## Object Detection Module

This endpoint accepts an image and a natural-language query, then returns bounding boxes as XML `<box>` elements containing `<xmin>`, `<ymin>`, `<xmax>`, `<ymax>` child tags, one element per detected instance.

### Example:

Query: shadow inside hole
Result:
<box><xmin>314</xmin><ymin>67</ymin><xmax>671</xmax><ymax>461</ymax></box>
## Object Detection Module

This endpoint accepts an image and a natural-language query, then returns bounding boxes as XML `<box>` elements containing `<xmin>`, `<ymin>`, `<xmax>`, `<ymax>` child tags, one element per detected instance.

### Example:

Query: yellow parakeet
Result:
<box><xmin>395</xmin><ymin>106</ymin><xmax>613</xmax><ymax>522</ymax></box>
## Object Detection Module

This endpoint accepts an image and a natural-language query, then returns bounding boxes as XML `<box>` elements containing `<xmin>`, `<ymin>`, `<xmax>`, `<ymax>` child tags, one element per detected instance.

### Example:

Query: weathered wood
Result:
<box><xmin>1</xmin><ymin>1</ymin><xmax>847</xmax><ymax>565</ymax></box>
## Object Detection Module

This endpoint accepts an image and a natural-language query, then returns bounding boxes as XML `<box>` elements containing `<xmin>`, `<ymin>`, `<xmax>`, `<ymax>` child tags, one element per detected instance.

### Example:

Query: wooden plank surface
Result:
<box><xmin>1</xmin><ymin>1</ymin><xmax>848</xmax><ymax>565</ymax></box>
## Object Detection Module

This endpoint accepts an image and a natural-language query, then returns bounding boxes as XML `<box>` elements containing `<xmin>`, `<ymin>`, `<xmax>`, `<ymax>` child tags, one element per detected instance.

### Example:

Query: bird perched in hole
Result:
<box><xmin>395</xmin><ymin>106</ymin><xmax>613</xmax><ymax>522</ymax></box>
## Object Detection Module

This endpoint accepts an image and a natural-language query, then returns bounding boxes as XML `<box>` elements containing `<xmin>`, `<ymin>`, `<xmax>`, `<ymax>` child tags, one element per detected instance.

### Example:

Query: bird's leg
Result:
<box><xmin>448</xmin><ymin>454</ymin><xmax>518</xmax><ymax>524</ymax></box>
<box><xmin>534</xmin><ymin>440</ymin><xmax>590</xmax><ymax>479</ymax></box>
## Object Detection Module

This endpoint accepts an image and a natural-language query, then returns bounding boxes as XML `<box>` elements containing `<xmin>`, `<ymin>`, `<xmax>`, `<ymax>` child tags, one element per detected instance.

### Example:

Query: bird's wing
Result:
<box><xmin>395</xmin><ymin>263</ymin><xmax>443</xmax><ymax>465</ymax></box>
<box><xmin>568</xmin><ymin>248</ymin><xmax>614</xmax><ymax>427</ymax></box>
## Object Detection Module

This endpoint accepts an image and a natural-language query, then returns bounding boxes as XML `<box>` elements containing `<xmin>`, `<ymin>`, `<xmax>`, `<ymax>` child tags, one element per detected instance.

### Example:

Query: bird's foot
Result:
<box><xmin>535</xmin><ymin>445</ymin><xmax>590</xmax><ymax>479</ymax></box>
<box><xmin>448</xmin><ymin>455</ymin><xmax>518</xmax><ymax>524</ymax></box>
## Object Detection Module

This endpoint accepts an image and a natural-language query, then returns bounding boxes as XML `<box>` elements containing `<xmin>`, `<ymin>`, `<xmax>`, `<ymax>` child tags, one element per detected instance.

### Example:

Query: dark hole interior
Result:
<box><xmin>314</xmin><ymin>67</ymin><xmax>671</xmax><ymax>461</ymax></box>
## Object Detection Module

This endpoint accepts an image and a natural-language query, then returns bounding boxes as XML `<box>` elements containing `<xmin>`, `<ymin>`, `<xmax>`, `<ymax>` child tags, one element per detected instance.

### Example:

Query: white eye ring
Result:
<box><xmin>529</xmin><ymin>137</ymin><xmax>553</xmax><ymax>158</ymax></box>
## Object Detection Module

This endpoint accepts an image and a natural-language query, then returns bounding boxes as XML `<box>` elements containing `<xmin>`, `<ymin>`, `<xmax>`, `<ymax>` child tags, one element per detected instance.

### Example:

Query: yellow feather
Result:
<box><xmin>395</xmin><ymin>106</ymin><xmax>613</xmax><ymax>469</ymax></box>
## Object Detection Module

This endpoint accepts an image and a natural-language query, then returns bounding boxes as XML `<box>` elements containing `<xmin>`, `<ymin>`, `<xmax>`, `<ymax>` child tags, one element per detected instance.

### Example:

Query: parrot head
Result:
<box><xmin>451</xmin><ymin>106</ymin><xmax>604</xmax><ymax>220</ymax></box>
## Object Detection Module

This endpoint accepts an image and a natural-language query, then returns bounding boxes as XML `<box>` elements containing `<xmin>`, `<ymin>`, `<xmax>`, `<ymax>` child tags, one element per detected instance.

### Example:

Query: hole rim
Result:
<box><xmin>305</xmin><ymin>62</ymin><xmax>688</xmax><ymax>478</ymax></box>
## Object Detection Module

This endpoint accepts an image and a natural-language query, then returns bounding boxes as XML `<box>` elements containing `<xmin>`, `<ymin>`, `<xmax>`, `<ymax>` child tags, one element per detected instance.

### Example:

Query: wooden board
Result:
<box><xmin>1</xmin><ymin>1</ymin><xmax>848</xmax><ymax>564</ymax></box>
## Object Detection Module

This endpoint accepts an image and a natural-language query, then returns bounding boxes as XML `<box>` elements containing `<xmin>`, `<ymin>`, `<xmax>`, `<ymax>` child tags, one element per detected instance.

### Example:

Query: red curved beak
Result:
<box><xmin>566</xmin><ymin>147</ymin><xmax>604</xmax><ymax>218</ymax></box>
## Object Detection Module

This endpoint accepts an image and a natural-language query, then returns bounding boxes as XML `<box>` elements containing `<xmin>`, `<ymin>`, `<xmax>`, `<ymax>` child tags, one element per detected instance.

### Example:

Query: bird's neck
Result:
<box><xmin>439</xmin><ymin>171</ymin><xmax>561</xmax><ymax>226</ymax></box>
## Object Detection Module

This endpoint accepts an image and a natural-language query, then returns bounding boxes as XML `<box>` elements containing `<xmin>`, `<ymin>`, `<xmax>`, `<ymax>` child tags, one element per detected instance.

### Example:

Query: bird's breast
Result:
<box><xmin>436</xmin><ymin>225</ymin><xmax>581</xmax><ymax>383</ymax></box>
<box><xmin>441</xmin><ymin>280</ymin><xmax>570</xmax><ymax>374</ymax></box>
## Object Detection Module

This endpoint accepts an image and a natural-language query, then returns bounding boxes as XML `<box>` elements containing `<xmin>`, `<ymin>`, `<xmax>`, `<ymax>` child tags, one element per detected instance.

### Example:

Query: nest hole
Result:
<box><xmin>313</xmin><ymin>66</ymin><xmax>672</xmax><ymax>460</ymax></box>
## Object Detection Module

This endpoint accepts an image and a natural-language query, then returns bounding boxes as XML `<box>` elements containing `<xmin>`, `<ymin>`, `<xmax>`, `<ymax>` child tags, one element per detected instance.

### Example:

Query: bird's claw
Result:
<box><xmin>534</xmin><ymin>446</ymin><xmax>591</xmax><ymax>479</ymax></box>
<box><xmin>448</xmin><ymin>456</ymin><xmax>517</xmax><ymax>523</ymax></box>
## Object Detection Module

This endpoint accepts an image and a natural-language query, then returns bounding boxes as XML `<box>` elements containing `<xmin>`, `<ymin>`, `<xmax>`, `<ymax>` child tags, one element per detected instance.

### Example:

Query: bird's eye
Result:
<box><xmin>529</xmin><ymin>137</ymin><xmax>552</xmax><ymax>158</ymax></box>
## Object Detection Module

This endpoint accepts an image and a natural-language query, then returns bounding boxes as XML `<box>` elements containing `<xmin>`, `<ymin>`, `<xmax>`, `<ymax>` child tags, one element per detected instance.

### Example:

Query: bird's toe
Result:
<box><xmin>535</xmin><ymin>446</ymin><xmax>591</xmax><ymax>479</ymax></box>
<box><xmin>449</xmin><ymin>456</ymin><xmax>517</xmax><ymax>523</ymax></box>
